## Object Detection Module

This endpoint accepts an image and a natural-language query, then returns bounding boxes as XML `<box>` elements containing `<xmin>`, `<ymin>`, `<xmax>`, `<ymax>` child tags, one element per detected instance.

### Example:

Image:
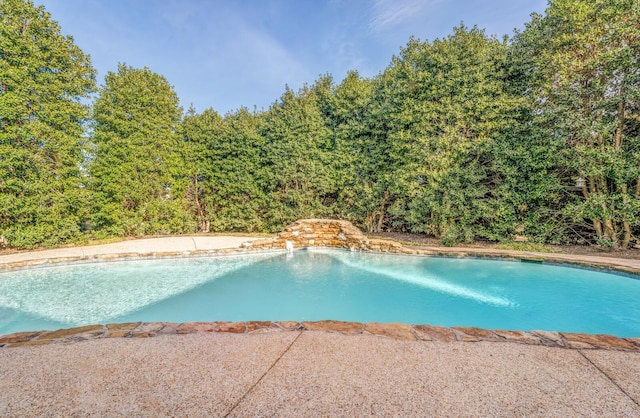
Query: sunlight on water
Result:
<box><xmin>1</xmin><ymin>249</ymin><xmax>639</xmax><ymax>337</ymax></box>
<box><xmin>0</xmin><ymin>253</ymin><xmax>278</xmax><ymax>325</ymax></box>
<box><xmin>313</xmin><ymin>249</ymin><xmax>516</xmax><ymax>307</ymax></box>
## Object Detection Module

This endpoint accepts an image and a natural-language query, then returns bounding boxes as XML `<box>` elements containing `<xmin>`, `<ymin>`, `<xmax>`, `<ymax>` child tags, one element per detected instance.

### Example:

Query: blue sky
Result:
<box><xmin>38</xmin><ymin>0</ymin><xmax>548</xmax><ymax>115</ymax></box>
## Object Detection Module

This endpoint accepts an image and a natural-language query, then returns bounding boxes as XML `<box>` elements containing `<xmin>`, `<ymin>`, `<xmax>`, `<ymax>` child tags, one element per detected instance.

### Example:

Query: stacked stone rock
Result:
<box><xmin>3</xmin><ymin>320</ymin><xmax>639</xmax><ymax>351</ymax></box>
<box><xmin>247</xmin><ymin>219</ymin><xmax>404</xmax><ymax>252</ymax></box>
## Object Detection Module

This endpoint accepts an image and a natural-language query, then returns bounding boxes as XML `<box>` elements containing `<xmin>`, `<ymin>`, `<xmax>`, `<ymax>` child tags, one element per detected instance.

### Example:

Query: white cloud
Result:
<box><xmin>369</xmin><ymin>0</ymin><xmax>442</xmax><ymax>31</ymax></box>
<box><xmin>179</xmin><ymin>13</ymin><xmax>313</xmax><ymax>111</ymax></box>
<box><xmin>158</xmin><ymin>1</ymin><xmax>201</xmax><ymax>32</ymax></box>
<box><xmin>236</xmin><ymin>22</ymin><xmax>311</xmax><ymax>87</ymax></box>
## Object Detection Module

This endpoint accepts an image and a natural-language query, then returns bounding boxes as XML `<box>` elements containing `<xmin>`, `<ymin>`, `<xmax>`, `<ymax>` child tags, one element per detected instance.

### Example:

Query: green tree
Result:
<box><xmin>484</xmin><ymin>26</ymin><xmax>569</xmax><ymax>244</ymax></box>
<box><xmin>0</xmin><ymin>0</ymin><xmax>96</xmax><ymax>247</ymax></box>
<box><xmin>519</xmin><ymin>0</ymin><xmax>640</xmax><ymax>248</ymax></box>
<box><xmin>180</xmin><ymin>106</ymin><xmax>221</xmax><ymax>233</ymax></box>
<box><xmin>331</xmin><ymin>71</ymin><xmax>393</xmax><ymax>233</ymax></box>
<box><xmin>375</xmin><ymin>26</ymin><xmax>523</xmax><ymax>243</ymax></box>
<box><xmin>90</xmin><ymin>64</ymin><xmax>194</xmax><ymax>236</ymax></box>
<box><xmin>181</xmin><ymin>106</ymin><xmax>269</xmax><ymax>232</ymax></box>
<box><xmin>261</xmin><ymin>84</ymin><xmax>338</xmax><ymax>230</ymax></box>
<box><xmin>310</xmin><ymin>71</ymin><xmax>380</xmax><ymax>229</ymax></box>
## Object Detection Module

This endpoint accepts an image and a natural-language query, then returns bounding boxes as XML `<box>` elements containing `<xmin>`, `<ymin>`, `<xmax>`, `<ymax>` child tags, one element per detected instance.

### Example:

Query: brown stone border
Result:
<box><xmin>1</xmin><ymin>320</ymin><xmax>639</xmax><ymax>351</ymax></box>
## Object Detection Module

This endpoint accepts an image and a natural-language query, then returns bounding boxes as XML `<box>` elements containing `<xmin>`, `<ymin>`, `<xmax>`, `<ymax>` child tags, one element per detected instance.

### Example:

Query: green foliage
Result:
<box><xmin>260</xmin><ymin>84</ymin><xmax>339</xmax><ymax>230</ymax></box>
<box><xmin>371</xmin><ymin>26</ymin><xmax>527</xmax><ymax>244</ymax></box>
<box><xmin>4</xmin><ymin>0</ymin><xmax>638</xmax><ymax>250</ymax></box>
<box><xmin>317</xmin><ymin>71</ymin><xmax>387</xmax><ymax>231</ymax></box>
<box><xmin>493</xmin><ymin>242</ymin><xmax>552</xmax><ymax>253</ymax></box>
<box><xmin>181</xmin><ymin>106</ymin><xmax>270</xmax><ymax>232</ymax></box>
<box><xmin>89</xmin><ymin>64</ymin><xmax>194</xmax><ymax>237</ymax></box>
<box><xmin>0</xmin><ymin>0</ymin><xmax>96</xmax><ymax>247</ymax></box>
<box><xmin>517</xmin><ymin>0</ymin><xmax>640</xmax><ymax>248</ymax></box>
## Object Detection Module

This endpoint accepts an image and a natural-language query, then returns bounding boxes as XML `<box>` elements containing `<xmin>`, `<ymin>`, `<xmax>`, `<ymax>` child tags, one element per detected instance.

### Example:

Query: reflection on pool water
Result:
<box><xmin>1</xmin><ymin>249</ymin><xmax>639</xmax><ymax>337</ymax></box>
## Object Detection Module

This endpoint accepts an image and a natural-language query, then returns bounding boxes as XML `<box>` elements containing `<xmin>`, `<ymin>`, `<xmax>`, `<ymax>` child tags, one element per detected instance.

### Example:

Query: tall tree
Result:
<box><xmin>0</xmin><ymin>0</ymin><xmax>96</xmax><ymax>247</ymax></box>
<box><xmin>180</xmin><ymin>106</ymin><xmax>221</xmax><ymax>233</ymax></box>
<box><xmin>518</xmin><ymin>0</ymin><xmax>640</xmax><ymax>248</ymax></box>
<box><xmin>90</xmin><ymin>64</ymin><xmax>193</xmax><ymax>236</ymax></box>
<box><xmin>181</xmin><ymin>106</ymin><xmax>269</xmax><ymax>232</ymax></box>
<box><xmin>375</xmin><ymin>26</ymin><xmax>523</xmax><ymax>243</ymax></box>
<box><xmin>311</xmin><ymin>72</ymin><xmax>372</xmax><ymax>227</ymax></box>
<box><xmin>330</xmin><ymin>71</ymin><xmax>391</xmax><ymax>233</ymax></box>
<box><xmin>261</xmin><ymin>85</ymin><xmax>337</xmax><ymax>230</ymax></box>
<box><xmin>485</xmin><ymin>23</ymin><xmax>569</xmax><ymax>244</ymax></box>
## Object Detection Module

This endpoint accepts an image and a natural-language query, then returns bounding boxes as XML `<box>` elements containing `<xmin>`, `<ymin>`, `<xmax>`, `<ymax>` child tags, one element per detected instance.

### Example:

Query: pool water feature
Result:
<box><xmin>1</xmin><ymin>249</ymin><xmax>639</xmax><ymax>337</ymax></box>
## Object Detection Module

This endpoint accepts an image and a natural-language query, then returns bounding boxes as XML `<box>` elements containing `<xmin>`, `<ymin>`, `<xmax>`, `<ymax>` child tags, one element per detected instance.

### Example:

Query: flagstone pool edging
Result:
<box><xmin>1</xmin><ymin>320</ymin><xmax>639</xmax><ymax>351</ymax></box>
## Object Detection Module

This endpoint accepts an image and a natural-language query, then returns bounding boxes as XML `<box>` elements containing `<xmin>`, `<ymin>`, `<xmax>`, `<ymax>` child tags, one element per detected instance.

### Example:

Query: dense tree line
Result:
<box><xmin>0</xmin><ymin>0</ymin><xmax>95</xmax><ymax>247</ymax></box>
<box><xmin>1</xmin><ymin>0</ymin><xmax>638</xmax><ymax>249</ymax></box>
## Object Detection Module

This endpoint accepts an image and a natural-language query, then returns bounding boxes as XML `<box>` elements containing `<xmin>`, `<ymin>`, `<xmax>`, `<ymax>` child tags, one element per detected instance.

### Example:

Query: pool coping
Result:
<box><xmin>1</xmin><ymin>240</ymin><xmax>638</xmax><ymax>275</ymax></box>
<box><xmin>2</xmin><ymin>320</ymin><xmax>639</xmax><ymax>351</ymax></box>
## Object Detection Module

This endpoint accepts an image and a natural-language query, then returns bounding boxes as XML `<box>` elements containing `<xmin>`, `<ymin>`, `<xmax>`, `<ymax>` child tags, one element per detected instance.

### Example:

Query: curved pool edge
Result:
<box><xmin>1</xmin><ymin>236</ymin><xmax>638</xmax><ymax>275</ymax></box>
<box><xmin>408</xmin><ymin>245</ymin><xmax>640</xmax><ymax>277</ymax></box>
<box><xmin>1</xmin><ymin>320</ymin><xmax>639</xmax><ymax>351</ymax></box>
<box><xmin>0</xmin><ymin>236</ymin><xmax>271</xmax><ymax>271</ymax></box>
<box><xmin>1</xmin><ymin>236</ymin><xmax>639</xmax><ymax>342</ymax></box>
<box><xmin>0</xmin><ymin>247</ymin><xmax>286</xmax><ymax>271</ymax></box>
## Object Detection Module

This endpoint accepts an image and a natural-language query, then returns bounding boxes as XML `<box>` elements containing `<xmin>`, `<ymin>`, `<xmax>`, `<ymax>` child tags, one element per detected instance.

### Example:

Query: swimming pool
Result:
<box><xmin>1</xmin><ymin>249</ymin><xmax>639</xmax><ymax>336</ymax></box>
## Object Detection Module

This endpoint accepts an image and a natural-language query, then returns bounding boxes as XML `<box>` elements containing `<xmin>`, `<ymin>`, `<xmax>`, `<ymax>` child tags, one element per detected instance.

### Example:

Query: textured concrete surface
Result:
<box><xmin>0</xmin><ymin>236</ymin><xmax>263</xmax><ymax>266</ymax></box>
<box><xmin>581</xmin><ymin>349</ymin><xmax>640</xmax><ymax>402</ymax></box>
<box><xmin>231</xmin><ymin>332</ymin><xmax>640</xmax><ymax>417</ymax></box>
<box><xmin>1</xmin><ymin>331</ymin><xmax>638</xmax><ymax>417</ymax></box>
<box><xmin>0</xmin><ymin>332</ymin><xmax>298</xmax><ymax>417</ymax></box>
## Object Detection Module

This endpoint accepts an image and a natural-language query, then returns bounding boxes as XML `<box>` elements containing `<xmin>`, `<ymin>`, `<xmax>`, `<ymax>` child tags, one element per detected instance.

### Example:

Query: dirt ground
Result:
<box><xmin>369</xmin><ymin>232</ymin><xmax>640</xmax><ymax>260</ymax></box>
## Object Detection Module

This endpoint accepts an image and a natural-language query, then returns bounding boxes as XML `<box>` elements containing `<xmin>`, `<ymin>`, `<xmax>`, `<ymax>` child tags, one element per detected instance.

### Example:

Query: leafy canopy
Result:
<box><xmin>0</xmin><ymin>0</ymin><xmax>96</xmax><ymax>247</ymax></box>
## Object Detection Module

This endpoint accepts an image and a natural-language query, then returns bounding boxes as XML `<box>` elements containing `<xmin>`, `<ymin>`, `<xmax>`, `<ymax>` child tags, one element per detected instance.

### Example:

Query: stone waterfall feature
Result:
<box><xmin>248</xmin><ymin>219</ymin><xmax>406</xmax><ymax>252</ymax></box>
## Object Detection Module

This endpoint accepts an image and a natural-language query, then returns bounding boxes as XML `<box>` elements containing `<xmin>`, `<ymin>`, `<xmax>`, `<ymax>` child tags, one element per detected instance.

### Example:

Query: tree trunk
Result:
<box><xmin>586</xmin><ymin>176</ymin><xmax>603</xmax><ymax>238</ymax></box>
<box><xmin>581</xmin><ymin>178</ymin><xmax>589</xmax><ymax>199</ymax></box>
<box><xmin>622</xmin><ymin>222</ymin><xmax>631</xmax><ymax>249</ymax></box>
<box><xmin>377</xmin><ymin>190</ymin><xmax>389</xmax><ymax>232</ymax></box>
<box><xmin>365</xmin><ymin>212</ymin><xmax>375</xmax><ymax>233</ymax></box>
<box><xmin>593</xmin><ymin>220</ymin><xmax>603</xmax><ymax>238</ymax></box>
<box><xmin>614</xmin><ymin>94</ymin><xmax>625</xmax><ymax>150</ymax></box>
<box><xmin>597</xmin><ymin>175</ymin><xmax>619</xmax><ymax>247</ymax></box>
<box><xmin>193</xmin><ymin>174</ymin><xmax>209</xmax><ymax>233</ymax></box>
<box><xmin>620</xmin><ymin>184</ymin><xmax>631</xmax><ymax>249</ymax></box>
<box><xmin>602</xmin><ymin>212</ymin><xmax>618</xmax><ymax>247</ymax></box>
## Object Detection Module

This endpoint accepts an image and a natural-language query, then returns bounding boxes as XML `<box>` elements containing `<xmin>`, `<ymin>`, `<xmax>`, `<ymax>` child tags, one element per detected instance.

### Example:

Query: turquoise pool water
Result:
<box><xmin>1</xmin><ymin>249</ymin><xmax>639</xmax><ymax>336</ymax></box>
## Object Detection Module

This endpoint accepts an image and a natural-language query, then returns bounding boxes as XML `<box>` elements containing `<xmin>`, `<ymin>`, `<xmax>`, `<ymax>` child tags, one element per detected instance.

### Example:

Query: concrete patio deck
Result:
<box><xmin>1</xmin><ymin>236</ymin><xmax>639</xmax><ymax>416</ymax></box>
<box><xmin>1</xmin><ymin>329</ymin><xmax>639</xmax><ymax>416</ymax></box>
<box><xmin>0</xmin><ymin>236</ymin><xmax>264</xmax><ymax>267</ymax></box>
